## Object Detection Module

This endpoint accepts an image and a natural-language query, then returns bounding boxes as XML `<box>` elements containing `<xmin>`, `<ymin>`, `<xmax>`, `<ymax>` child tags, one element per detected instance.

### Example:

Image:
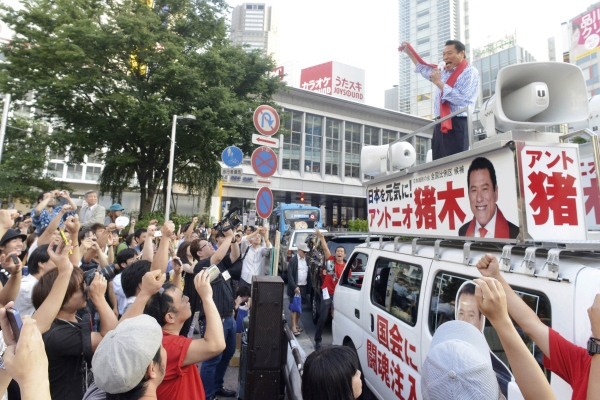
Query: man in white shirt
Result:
<box><xmin>239</xmin><ymin>227</ymin><xmax>271</xmax><ymax>287</ymax></box>
<box><xmin>111</xmin><ymin>248</ymin><xmax>138</xmax><ymax>317</ymax></box>
<box><xmin>14</xmin><ymin>244</ymin><xmax>56</xmax><ymax>316</ymax></box>
<box><xmin>286</xmin><ymin>242</ymin><xmax>310</xmax><ymax>335</ymax></box>
<box><xmin>79</xmin><ymin>190</ymin><xmax>106</xmax><ymax>229</ymax></box>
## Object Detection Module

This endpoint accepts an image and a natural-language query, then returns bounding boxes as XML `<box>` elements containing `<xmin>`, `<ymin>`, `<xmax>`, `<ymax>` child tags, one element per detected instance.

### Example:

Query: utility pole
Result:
<box><xmin>0</xmin><ymin>93</ymin><xmax>10</xmax><ymax>164</ymax></box>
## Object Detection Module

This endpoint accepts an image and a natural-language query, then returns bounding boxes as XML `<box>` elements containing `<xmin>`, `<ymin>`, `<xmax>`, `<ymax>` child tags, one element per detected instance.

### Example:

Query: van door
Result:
<box><xmin>360</xmin><ymin>251</ymin><xmax>431</xmax><ymax>400</ymax></box>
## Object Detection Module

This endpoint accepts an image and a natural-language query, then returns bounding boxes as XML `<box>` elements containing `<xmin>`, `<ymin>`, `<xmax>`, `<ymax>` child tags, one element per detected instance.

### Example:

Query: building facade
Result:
<box><xmin>398</xmin><ymin>0</ymin><xmax>464</xmax><ymax>118</ymax></box>
<box><xmin>229</xmin><ymin>3</ymin><xmax>278</xmax><ymax>62</ymax></box>
<box><xmin>384</xmin><ymin>86</ymin><xmax>399</xmax><ymax>111</ymax></box>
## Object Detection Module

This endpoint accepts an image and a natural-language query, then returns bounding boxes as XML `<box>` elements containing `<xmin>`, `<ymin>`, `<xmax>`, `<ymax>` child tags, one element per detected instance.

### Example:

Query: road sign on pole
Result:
<box><xmin>221</xmin><ymin>146</ymin><xmax>243</xmax><ymax>167</ymax></box>
<box><xmin>253</xmin><ymin>105</ymin><xmax>280</xmax><ymax>136</ymax></box>
<box><xmin>256</xmin><ymin>187</ymin><xmax>274</xmax><ymax>219</ymax></box>
<box><xmin>252</xmin><ymin>134</ymin><xmax>279</xmax><ymax>148</ymax></box>
<box><xmin>251</xmin><ymin>146</ymin><xmax>278</xmax><ymax>178</ymax></box>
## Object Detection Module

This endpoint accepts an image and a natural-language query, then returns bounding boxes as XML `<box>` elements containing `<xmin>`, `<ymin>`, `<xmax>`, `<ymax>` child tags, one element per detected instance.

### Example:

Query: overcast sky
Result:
<box><xmin>3</xmin><ymin>0</ymin><xmax>599</xmax><ymax>107</ymax></box>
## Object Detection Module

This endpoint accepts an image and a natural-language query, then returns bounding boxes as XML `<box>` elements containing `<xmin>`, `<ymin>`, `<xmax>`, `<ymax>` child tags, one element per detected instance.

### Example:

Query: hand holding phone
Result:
<box><xmin>6</xmin><ymin>308</ymin><xmax>22</xmax><ymax>343</ymax></box>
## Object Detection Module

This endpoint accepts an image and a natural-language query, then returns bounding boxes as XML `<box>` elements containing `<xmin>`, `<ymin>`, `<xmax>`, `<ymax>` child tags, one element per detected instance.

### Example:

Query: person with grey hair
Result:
<box><xmin>79</xmin><ymin>190</ymin><xmax>106</xmax><ymax>229</ymax></box>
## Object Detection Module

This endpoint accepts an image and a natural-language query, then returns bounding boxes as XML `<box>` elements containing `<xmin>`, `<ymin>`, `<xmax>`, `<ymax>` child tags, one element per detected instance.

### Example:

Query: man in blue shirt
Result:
<box><xmin>402</xmin><ymin>40</ymin><xmax>479</xmax><ymax>160</ymax></box>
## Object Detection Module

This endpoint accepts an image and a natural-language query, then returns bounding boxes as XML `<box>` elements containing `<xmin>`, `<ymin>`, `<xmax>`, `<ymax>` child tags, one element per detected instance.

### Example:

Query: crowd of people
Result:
<box><xmin>0</xmin><ymin>192</ymin><xmax>274</xmax><ymax>400</ymax></box>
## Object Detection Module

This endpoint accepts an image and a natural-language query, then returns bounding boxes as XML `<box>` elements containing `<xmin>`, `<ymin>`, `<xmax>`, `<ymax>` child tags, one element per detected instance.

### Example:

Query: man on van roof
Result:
<box><xmin>459</xmin><ymin>157</ymin><xmax>519</xmax><ymax>239</ymax></box>
<box><xmin>477</xmin><ymin>254</ymin><xmax>599</xmax><ymax>400</ymax></box>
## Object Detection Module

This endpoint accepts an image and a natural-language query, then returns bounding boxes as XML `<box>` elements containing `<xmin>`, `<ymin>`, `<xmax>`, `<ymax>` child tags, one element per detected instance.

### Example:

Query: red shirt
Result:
<box><xmin>543</xmin><ymin>327</ymin><xmax>591</xmax><ymax>400</ymax></box>
<box><xmin>320</xmin><ymin>255</ymin><xmax>348</xmax><ymax>295</ymax></box>
<box><xmin>157</xmin><ymin>332</ymin><xmax>206</xmax><ymax>400</ymax></box>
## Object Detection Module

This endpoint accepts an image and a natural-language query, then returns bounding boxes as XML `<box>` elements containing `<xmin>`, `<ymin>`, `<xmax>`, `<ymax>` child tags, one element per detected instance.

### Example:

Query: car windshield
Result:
<box><xmin>293</xmin><ymin>232</ymin><xmax>311</xmax><ymax>246</ymax></box>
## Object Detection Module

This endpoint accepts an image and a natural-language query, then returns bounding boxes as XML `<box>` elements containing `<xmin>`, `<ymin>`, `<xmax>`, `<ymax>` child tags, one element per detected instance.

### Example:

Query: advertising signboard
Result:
<box><xmin>300</xmin><ymin>61</ymin><xmax>365</xmax><ymax>103</ymax></box>
<box><xmin>569</xmin><ymin>5</ymin><xmax>600</xmax><ymax>61</ymax></box>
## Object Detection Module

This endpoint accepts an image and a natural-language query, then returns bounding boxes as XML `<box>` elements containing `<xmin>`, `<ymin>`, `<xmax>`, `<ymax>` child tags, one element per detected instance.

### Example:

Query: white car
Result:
<box><xmin>279</xmin><ymin>228</ymin><xmax>327</xmax><ymax>279</ymax></box>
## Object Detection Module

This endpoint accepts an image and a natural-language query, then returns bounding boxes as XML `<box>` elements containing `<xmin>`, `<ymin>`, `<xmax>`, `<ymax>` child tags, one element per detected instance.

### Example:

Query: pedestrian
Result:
<box><xmin>239</xmin><ymin>227</ymin><xmax>271</xmax><ymax>288</ymax></box>
<box><xmin>301</xmin><ymin>345</ymin><xmax>362</xmax><ymax>400</ymax></box>
<box><xmin>287</xmin><ymin>242</ymin><xmax>310</xmax><ymax>336</ymax></box>
<box><xmin>31</xmin><ymin>190</ymin><xmax>77</xmax><ymax>233</ymax></box>
<box><xmin>104</xmin><ymin>203</ymin><xmax>125</xmax><ymax>227</ymax></box>
<box><xmin>401</xmin><ymin>40</ymin><xmax>479</xmax><ymax>160</ymax></box>
<box><xmin>79</xmin><ymin>190</ymin><xmax>106</xmax><ymax>229</ymax></box>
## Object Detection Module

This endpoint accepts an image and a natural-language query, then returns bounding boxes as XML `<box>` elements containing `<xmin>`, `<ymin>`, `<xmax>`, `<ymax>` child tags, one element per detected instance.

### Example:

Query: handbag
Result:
<box><xmin>289</xmin><ymin>293</ymin><xmax>302</xmax><ymax>314</ymax></box>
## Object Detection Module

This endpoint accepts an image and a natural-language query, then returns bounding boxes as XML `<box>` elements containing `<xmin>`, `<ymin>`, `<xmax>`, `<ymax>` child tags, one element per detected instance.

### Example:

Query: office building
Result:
<box><xmin>548</xmin><ymin>37</ymin><xmax>556</xmax><ymax>62</ymax></box>
<box><xmin>384</xmin><ymin>86</ymin><xmax>399</xmax><ymax>111</ymax></box>
<box><xmin>398</xmin><ymin>0</ymin><xmax>465</xmax><ymax>119</ymax></box>
<box><xmin>562</xmin><ymin>3</ymin><xmax>600</xmax><ymax>97</ymax></box>
<box><xmin>229</xmin><ymin>3</ymin><xmax>279</xmax><ymax>62</ymax></box>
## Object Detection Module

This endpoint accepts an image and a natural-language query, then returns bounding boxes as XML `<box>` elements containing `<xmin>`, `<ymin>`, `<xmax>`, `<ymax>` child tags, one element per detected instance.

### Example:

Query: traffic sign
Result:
<box><xmin>256</xmin><ymin>187</ymin><xmax>274</xmax><ymax>219</ymax></box>
<box><xmin>252</xmin><ymin>134</ymin><xmax>279</xmax><ymax>148</ymax></box>
<box><xmin>256</xmin><ymin>179</ymin><xmax>272</xmax><ymax>185</ymax></box>
<box><xmin>221</xmin><ymin>146</ymin><xmax>243</xmax><ymax>167</ymax></box>
<box><xmin>251</xmin><ymin>146</ymin><xmax>278</xmax><ymax>178</ymax></box>
<box><xmin>253</xmin><ymin>105</ymin><xmax>280</xmax><ymax>136</ymax></box>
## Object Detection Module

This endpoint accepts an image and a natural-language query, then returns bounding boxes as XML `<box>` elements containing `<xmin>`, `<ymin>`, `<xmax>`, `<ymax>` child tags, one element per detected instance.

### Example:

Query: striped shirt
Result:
<box><xmin>415</xmin><ymin>63</ymin><xmax>479</xmax><ymax>118</ymax></box>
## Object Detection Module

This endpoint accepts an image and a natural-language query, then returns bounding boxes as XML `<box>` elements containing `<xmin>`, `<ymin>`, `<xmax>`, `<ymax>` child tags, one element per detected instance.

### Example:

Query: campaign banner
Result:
<box><xmin>579</xmin><ymin>156</ymin><xmax>600</xmax><ymax>230</ymax></box>
<box><xmin>570</xmin><ymin>6</ymin><xmax>600</xmax><ymax>61</ymax></box>
<box><xmin>367</xmin><ymin>148</ymin><xmax>520</xmax><ymax>240</ymax></box>
<box><xmin>519</xmin><ymin>144</ymin><xmax>587</xmax><ymax>240</ymax></box>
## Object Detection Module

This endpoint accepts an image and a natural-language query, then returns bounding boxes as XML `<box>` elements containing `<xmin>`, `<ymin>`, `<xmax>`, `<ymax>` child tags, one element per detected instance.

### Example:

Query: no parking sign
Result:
<box><xmin>256</xmin><ymin>187</ymin><xmax>273</xmax><ymax>219</ymax></box>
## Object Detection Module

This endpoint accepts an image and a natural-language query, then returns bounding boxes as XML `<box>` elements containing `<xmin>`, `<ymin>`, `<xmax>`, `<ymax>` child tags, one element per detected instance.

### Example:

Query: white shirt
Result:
<box><xmin>13</xmin><ymin>274</ymin><xmax>39</xmax><ymax>316</ymax></box>
<box><xmin>112</xmin><ymin>274</ymin><xmax>127</xmax><ymax>315</ymax></box>
<box><xmin>474</xmin><ymin>208</ymin><xmax>498</xmax><ymax>238</ymax></box>
<box><xmin>123</xmin><ymin>296</ymin><xmax>136</xmax><ymax>315</ymax></box>
<box><xmin>241</xmin><ymin>240</ymin><xmax>272</xmax><ymax>283</ymax></box>
<box><xmin>28</xmin><ymin>239</ymin><xmax>39</xmax><ymax>258</ymax></box>
<box><xmin>297</xmin><ymin>256</ymin><xmax>308</xmax><ymax>286</ymax></box>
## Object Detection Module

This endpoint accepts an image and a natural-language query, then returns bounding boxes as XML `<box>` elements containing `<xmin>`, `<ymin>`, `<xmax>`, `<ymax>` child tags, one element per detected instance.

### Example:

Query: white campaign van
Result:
<box><xmin>332</xmin><ymin>62</ymin><xmax>600</xmax><ymax>399</ymax></box>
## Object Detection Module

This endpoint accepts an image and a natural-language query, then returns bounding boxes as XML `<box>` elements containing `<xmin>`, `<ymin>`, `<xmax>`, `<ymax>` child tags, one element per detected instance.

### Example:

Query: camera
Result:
<box><xmin>84</xmin><ymin>264</ymin><xmax>118</xmax><ymax>287</ymax></box>
<box><xmin>213</xmin><ymin>206</ymin><xmax>242</xmax><ymax>233</ymax></box>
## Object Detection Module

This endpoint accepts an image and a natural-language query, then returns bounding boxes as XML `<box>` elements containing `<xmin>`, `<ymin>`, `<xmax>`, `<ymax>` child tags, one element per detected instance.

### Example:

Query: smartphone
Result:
<box><xmin>6</xmin><ymin>308</ymin><xmax>23</xmax><ymax>342</ymax></box>
<box><xmin>85</xmin><ymin>231</ymin><xmax>97</xmax><ymax>242</ymax></box>
<box><xmin>168</xmin><ymin>249</ymin><xmax>182</xmax><ymax>267</ymax></box>
<box><xmin>207</xmin><ymin>265</ymin><xmax>221</xmax><ymax>282</ymax></box>
<box><xmin>154</xmin><ymin>231</ymin><xmax>162</xmax><ymax>237</ymax></box>
<box><xmin>10</xmin><ymin>254</ymin><xmax>19</xmax><ymax>265</ymax></box>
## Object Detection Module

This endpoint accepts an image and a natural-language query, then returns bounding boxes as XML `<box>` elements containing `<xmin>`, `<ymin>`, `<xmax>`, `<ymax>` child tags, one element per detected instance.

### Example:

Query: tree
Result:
<box><xmin>0</xmin><ymin>0</ymin><xmax>285</xmax><ymax>218</ymax></box>
<box><xmin>0</xmin><ymin>115</ymin><xmax>64</xmax><ymax>205</ymax></box>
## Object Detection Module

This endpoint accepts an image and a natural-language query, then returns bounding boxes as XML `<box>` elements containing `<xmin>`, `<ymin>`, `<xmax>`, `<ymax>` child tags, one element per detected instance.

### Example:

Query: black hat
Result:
<box><xmin>0</xmin><ymin>229</ymin><xmax>27</xmax><ymax>247</ymax></box>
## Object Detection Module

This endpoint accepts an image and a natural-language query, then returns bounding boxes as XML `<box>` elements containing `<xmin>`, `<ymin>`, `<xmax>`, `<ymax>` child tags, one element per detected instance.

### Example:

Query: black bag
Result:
<box><xmin>227</xmin><ymin>246</ymin><xmax>250</xmax><ymax>281</ymax></box>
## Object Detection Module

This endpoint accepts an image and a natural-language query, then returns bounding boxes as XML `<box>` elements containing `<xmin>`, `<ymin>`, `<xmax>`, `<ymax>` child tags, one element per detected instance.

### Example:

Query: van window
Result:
<box><xmin>340</xmin><ymin>252</ymin><xmax>368</xmax><ymax>290</ymax></box>
<box><xmin>370</xmin><ymin>257</ymin><xmax>423</xmax><ymax>327</ymax></box>
<box><xmin>429</xmin><ymin>271</ymin><xmax>552</xmax><ymax>380</ymax></box>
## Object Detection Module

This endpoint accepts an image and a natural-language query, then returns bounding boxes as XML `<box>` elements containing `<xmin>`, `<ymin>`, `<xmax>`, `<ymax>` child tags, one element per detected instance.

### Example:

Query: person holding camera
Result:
<box><xmin>31</xmin><ymin>190</ymin><xmax>77</xmax><ymax>233</ymax></box>
<box><xmin>239</xmin><ymin>226</ymin><xmax>271</xmax><ymax>288</ymax></box>
<box><xmin>187</xmin><ymin>225</ymin><xmax>239</xmax><ymax>400</ymax></box>
<box><xmin>314</xmin><ymin>228</ymin><xmax>348</xmax><ymax>350</ymax></box>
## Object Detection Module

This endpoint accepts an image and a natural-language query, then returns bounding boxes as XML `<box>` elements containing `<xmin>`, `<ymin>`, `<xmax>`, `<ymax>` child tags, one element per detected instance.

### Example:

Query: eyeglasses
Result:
<box><xmin>198</xmin><ymin>243</ymin><xmax>208</xmax><ymax>252</ymax></box>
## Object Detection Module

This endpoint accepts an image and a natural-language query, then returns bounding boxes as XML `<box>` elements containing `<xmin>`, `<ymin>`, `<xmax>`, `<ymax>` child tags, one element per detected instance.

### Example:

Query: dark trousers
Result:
<box><xmin>200</xmin><ymin>316</ymin><xmax>237</xmax><ymax>397</ymax></box>
<box><xmin>314</xmin><ymin>295</ymin><xmax>333</xmax><ymax>343</ymax></box>
<box><xmin>432</xmin><ymin>116</ymin><xmax>469</xmax><ymax>160</ymax></box>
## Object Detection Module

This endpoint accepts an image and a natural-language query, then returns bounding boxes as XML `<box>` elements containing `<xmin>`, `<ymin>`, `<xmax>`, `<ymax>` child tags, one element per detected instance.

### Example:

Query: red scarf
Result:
<box><xmin>464</xmin><ymin>207</ymin><xmax>510</xmax><ymax>238</ymax></box>
<box><xmin>399</xmin><ymin>43</ymin><xmax>469</xmax><ymax>133</ymax></box>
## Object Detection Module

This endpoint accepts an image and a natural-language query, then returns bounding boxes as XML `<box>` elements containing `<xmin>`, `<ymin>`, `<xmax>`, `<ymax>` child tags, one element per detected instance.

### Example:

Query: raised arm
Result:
<box><xmin>401</xmin><ymin>41</ymin><xmax>419</xmax><ymax>66</ymax></box>
<box><xmin>476</xmin><ymin>254</ymin><xmax>550</xmax><ymax>356</ymax></box>
<box><xmin>151</xmin><ymin>222</ymin><xmax>174</xmax><ymax>274</ymax></box>
<box><xmin>183</xmin><ymin>271</ymin><xmax>226</xmax><ymax>366</ymax></box>
<box><xmin>185</xmin><ymin>217</ymin><xmax>198</xmax><ymax>242</ymax></box>
<box><xmin>0</xmin><ymin>253</ymin><xmax>22</xmax><ymax>305</ymax></box>
<box><xmin>88</xmin><ymin>273</ymin><xmax>118</xmax><ymax>352</ymax></box>
<box><xmin>142</xmin><ymin>225</ymin><xmax>156</xmax><ymax>262</ymax></box>
<box><xmin>119</xmin><ymin>269</ymin><xmax>165</xmax><ymax>322</ymax></box>
<box><xmin>63</xmin><ymin>215</ymin><xmax>81</xmax><ymax>267</ymax></box>
<box><xmin>229</xmin><ymin>234</ymin><xmax>240</xmax><ymax>263</ymax></box>
<box><xmin>128</xmin><ymin>219</ymin><xmax>136</xmax><ymax>236</ymax></box>
<box><xmin>210</xmin><ymin>226</ymin><xmax>233</xmax><ymax>265</ymax></box>
<box><xmin>0</xmin><ymin>210</ymin><xmax>18</xmax><ymax>240</ymax></box>
<box><xmin>315</xmin><ymin>229</ymin><xmax>331</xmax><ymax>259</ymax></box>
<box><xmin>31</xmin><ymin>242</ymin><xmax>74</xmax><ymax>333</ymax></box>
<box><xmin>475</xmin><ymin>277</ymin><xmax>556</xmax><ymax>400</ymax></box>
<box><xmin>588</xmin><ymin>294</ymin><xmax>600</xmax><ymax>400</ymax></box>
<box><xmin>59</xmin><ymin>190</ymin><xmax>77</xmax><ymax>210</ymax></box>
<box><xmin>34</xmin><ymin>193</ymin><xmax>52</xmax><ymax>215</ymax></box>
<box><xmin>38</xmin><ymin>205</ymin><xmax>73</xmax><ymax>246</ymax></box>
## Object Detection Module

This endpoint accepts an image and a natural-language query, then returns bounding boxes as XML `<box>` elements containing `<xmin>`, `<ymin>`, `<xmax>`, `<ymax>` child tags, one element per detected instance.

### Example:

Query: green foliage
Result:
<box><xmin>572</xmin><ymin>136</ymin><xmax>589</xmax><ymax>144</ymax></box>
<box><xmin>0</xmin><ymin>0</ymin><xmax>286</xmax><ymax>218</ymax></box>
<box><xmin>347</xmin><ymin>219</ymin><xmax>368</xmax><ymax>232</ymax></box>
<box><xmin>130</xmin><ymin>211</ymin><xmax>210</xmax><ymax>232</ymax></box>
<box><xmin>0</xmin><ymin>116</ymin><xmax>70</xmax><ymax>204</ymax></box>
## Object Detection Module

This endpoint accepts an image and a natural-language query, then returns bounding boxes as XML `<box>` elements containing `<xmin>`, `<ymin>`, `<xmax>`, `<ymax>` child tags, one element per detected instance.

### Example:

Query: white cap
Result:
<box><xmin>422</xmin><ymin>321</ymin><xmax>499</xmax><ymax>400</ymax></box>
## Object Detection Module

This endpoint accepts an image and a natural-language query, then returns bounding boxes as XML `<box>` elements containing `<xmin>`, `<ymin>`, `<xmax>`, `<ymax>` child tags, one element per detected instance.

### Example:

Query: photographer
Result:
<box><xmin>187</xmin><ymin>224</ymin><xmax>239</xmax><ymax>399</ymax></box>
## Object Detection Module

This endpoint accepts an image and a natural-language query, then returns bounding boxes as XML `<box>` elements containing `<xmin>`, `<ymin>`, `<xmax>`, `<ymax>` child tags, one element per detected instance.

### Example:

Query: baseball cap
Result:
<box><xmin>92</xmin><ymin>315</ymin><xmax>163</xmax><ymax>394</ymax></box>
<box><xmin>297</xmin><ymin>243</ymin><xmax>310</xmax><ymax>252</ymax></box>
<box><xmin>422</xmin><ymin>320</ymin><xmax>499</xmax><ymax>400</ymax></box>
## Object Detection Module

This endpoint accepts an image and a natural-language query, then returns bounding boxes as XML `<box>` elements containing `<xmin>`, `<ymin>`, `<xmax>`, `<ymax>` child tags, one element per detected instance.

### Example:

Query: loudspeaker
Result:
<box><xmin>481</xmin><ymin>62</ymin><xmax>589</xmax><ymax>133</ymax></box>
<box><xmin>361</xmin><ymin>141</ymin><xmax>416</xmax><ymax>176</ymax></box>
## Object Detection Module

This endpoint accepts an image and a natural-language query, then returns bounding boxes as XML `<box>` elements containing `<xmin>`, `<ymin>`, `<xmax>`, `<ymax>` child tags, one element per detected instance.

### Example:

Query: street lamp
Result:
<box><xmin>165</xmin><ymin>114</ymin><xmax>196</xmax><ymax>223</ymax></box>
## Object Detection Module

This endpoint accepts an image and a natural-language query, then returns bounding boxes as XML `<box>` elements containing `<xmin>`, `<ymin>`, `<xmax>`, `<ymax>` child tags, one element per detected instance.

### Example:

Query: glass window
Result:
<box><xmin>85</xmin><ymin>166</ymin><xmax>102</xmax><ymax>181</ymax></box>
<box><xmin>48</xmin><ymin>151</ymin><xmax>65</xmax><ymax>161</ymax></box>
<box><xmin>370</xmin><ymin>257</ymin><xmax>422</xmax><ymax>327</ymax></box>
<box><xmin>415</xmin><ymin>137</ymin><xmax>428</xmax><ymax>165</ymax></box>
<box><xmin>499</xmin><ymin>49</ymin><xmax>508</xmax><ymax>66</ymax></box>
<box><xmin>417</xmin><ymin>0</ymin><xmax>428</xmax><ymax>4</ymax></box>
<box><xmin>325</xmin><ymin>118</ymin><xmax>342</xmax><ymax>176</ymax></box>
<box><xmin>382</xmin><ymin>130</ymin><xmax>397</xmax><ymax>145</ymax></box>
<box><xmin>87</xmin><ymin>152</ymin><xmax>103</xmax><ymax>164</ymax></box>
<box><xmin>364</xmin><ymin>126</ymin><xmax>379</xmax><ymax>146</ymax></box>
<box><xmin>304</xmin><ymin>114</ymin><xmax>322</xmax><ymax>173</ymax></box>
<box><xmin>417</xmin><ymin>23</ymin><xmax>429</xmax><ymax>32</ymax></box>
<box><xmin>482</xmin><ymin>70</ymin><xmax>490</xmax><ymax>84</ymax></box>
<box><xmin>344</xmin><ymin>122</ymin><xmax>361</xmax><ymax>178</ymax></box>
<box><xmin>482</xmin><ymin>56</ymin><xmax>490</xmax><ymax>70</ymax></box>
<box><xmin>66</xmin><ymin>164</ymin><xmax>83</xmax><ymax>179</ymax></box>
<box><xmin>417</xmin><ymin>37</ymin><xmax>429</xmax><ymax>46</ymax></box>
<box><xmin>340</xmin><ymin>252</ymin><xmax>369</xmax><ymax>290</ymax></box>
<box><xmin>47</xmin><ymin>162</ymin><xmax>64</xmax><ymax>177</ymax></box>
<box><xmin>417</xmin><ymin>93</ymin><xmax>431</xmax><ymax>101</ymax></box>
<box><xmin>417</xmin><ymin>9</ymin><xmax>429</xmax><ymax>18</ymax></box>
<box><xmin>282</xmin><ymin>111</ymin><xmax>302</xmax><ymax>171</ymax></box>
<box><xmin>429</xmin><ymin>271</ymin><xmax>552</xmax><ymax>381</ymax></box>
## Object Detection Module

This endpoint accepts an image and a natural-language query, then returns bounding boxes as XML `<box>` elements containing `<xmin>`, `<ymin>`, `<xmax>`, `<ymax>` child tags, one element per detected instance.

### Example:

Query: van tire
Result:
<box><xmin>312</xmin><ymin>293</ymin><xmax>320</xmax><ymax>325</ymax></box>
<box><xmin>345</xmin><ymin>340</ymin><xmax>373</xmax><ymax>400</ymax></box>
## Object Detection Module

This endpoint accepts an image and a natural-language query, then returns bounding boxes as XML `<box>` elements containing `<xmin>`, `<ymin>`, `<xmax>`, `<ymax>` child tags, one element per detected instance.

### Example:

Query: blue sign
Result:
<box><xmin>251</xmin><ymin>146</ymin><xmax>278</xmax><ymax>178</ymax></box>
<box><xmin>256</xmin><ymin>187</ymin><xmax>274</xmax><ymax>219</ymax></box>
<box><xmin>221</xmin><ymin>146</ymin><xmax>243</xmax><ymax>167</ymax></box>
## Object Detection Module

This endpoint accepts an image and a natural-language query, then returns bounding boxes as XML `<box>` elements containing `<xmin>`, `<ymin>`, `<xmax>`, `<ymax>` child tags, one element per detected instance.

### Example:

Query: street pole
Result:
<box><xmin>165</xmin><ymin>114</ymin><xmax>177</xmax><ymax>223</ymax></box>
<box><xmin>0</xmin><ymin>93</ymin><xmax>11</xmax><ymax>165</ymax></box>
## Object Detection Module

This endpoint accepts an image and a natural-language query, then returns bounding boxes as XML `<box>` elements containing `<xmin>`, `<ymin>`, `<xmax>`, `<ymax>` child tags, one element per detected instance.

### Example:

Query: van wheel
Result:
<box><xmin>345</xmin><ymin>341</ymin><xmax>372</xmax><ymax>400</ymax></box>
<box><xmin>312</xmin><ymin>293</ymin><xmax>320</xmax><ymax>325</ymax></box>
